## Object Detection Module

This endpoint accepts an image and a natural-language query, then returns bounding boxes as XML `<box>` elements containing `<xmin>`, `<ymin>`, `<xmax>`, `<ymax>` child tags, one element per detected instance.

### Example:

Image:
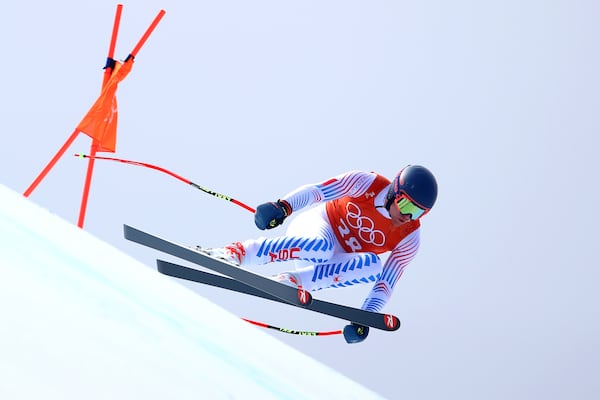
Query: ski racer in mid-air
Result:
<box><xmin>205</xmin><ymin>165</ymin><xmax>438</xmax><ymax>343</ymax></box>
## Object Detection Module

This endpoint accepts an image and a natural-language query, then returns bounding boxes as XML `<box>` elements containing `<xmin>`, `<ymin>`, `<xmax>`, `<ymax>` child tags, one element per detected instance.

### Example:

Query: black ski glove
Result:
<box><xmin>254</xmin><ymin>200</ymin><xmax>292</xmax><ymax>230</ymax></box>
<box><xmin>343</xmin><ymin>323</ymin><xmax>370</xmax><ymax>344</ymax></box>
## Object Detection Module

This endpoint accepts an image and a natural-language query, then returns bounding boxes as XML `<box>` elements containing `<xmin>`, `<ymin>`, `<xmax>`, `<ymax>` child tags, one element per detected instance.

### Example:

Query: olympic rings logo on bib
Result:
<box><xmin>345</xmin><ymin>202</ymin><xmax>385</xmax><ymax>246</ymax></box>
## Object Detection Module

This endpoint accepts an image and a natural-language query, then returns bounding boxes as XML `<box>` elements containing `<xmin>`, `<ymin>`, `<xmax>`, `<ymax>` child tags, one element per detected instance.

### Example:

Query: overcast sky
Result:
<box><xmin>2</xmin><ymin>1</ymin><xmax>599</xmax><ymax>399</ymax></box>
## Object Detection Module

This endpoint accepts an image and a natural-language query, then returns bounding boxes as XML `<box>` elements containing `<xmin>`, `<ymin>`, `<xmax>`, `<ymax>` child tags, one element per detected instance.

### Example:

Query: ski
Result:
<box><xmin>157</xmin><ymin>259</ymin><xmax>284</xmax><ymax>302</ymax></box>
<box><xmin>156</xmin><ymin>259</ymin><xmax>401</xmax><ymax>332</ymax></box>
<box><xmin>124</xmin><ymin>224</ymin><xmax>312</xmax><ymax>307</ymax></box>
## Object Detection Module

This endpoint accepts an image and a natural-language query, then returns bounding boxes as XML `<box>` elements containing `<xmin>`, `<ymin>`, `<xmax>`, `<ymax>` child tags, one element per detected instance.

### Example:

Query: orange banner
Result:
<box><xmin>76</xmin><ymin>57</ymin><xmax>134</xmax><ymax>152</ymax></box>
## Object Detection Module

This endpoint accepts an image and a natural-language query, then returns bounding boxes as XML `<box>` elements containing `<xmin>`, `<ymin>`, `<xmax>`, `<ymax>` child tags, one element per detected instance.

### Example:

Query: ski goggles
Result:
<box><xmin>395</xmin><ymin>194</ymin><xmax>428</xmax><ymax>220</ymax></box>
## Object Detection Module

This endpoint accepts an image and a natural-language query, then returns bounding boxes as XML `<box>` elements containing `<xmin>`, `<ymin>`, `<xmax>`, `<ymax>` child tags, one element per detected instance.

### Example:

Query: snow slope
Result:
<box><xmin>0</xmin><ymin>184</ymin><xmax>384</xmax><ymax>400</ymax></box>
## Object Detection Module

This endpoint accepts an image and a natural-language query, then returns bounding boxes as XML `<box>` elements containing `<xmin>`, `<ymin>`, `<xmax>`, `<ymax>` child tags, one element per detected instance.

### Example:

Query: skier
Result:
<box><xmin>205</xmin><ymin>165</ymin><xmax>438</xmax><ymax>343</ymax></box>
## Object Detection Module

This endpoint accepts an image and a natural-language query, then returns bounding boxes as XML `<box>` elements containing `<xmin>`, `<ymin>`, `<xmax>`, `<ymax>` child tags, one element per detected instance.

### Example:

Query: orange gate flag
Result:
<box><xmin>76</xmin><ymin>57</ymin><xmax>134</xmax><ymax>153</ymax></box>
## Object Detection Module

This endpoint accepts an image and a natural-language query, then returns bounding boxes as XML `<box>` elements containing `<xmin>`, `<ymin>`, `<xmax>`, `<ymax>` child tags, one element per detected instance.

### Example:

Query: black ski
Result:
<box><xmin>156</xmin><ymin>260</ymin><xmax>400</xmax><ymax>332</ymax></box>
<box><xmin>124</xmin><ymin>225</ymin><xmax>312</xmax><ymax>307</ymax></box>
<box><xmin>158</xmin><ymin>259</ymin><xmax>294</xmax><ymax>303</ymax></box>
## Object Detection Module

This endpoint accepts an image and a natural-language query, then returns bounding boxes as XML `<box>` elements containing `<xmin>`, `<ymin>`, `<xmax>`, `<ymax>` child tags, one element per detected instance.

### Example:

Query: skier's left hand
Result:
<box><xmin>343</xmin><ymin>323</ymin><xmax>369</xmax><ymax>344</ymax></box>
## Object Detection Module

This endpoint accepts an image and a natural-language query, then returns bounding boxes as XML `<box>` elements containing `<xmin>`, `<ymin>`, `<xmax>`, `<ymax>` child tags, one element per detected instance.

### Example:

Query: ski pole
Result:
<box><xmin>75</xmin><ymin>153</ymin><xmax>255</xmax><ymax>213</ymax></box>
<box><xmin>241</xmin><ymin>318</ymin><xmax>342</xmax><ymax>336</ymax></box>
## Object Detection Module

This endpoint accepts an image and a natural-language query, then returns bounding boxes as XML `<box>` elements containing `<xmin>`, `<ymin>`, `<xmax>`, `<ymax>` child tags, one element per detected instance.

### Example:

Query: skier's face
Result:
<box><xmin>388</xmin><ymin>202</ymin><xmax>412</xmax><ymax>226</ymax></box>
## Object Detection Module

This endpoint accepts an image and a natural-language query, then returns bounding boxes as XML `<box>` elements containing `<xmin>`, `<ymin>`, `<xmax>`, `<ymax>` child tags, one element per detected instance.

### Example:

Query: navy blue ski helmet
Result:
<box><xmin>384</xmin><ymin>165</ymin><xmax>438</xmax><ymax>219</ymax></box>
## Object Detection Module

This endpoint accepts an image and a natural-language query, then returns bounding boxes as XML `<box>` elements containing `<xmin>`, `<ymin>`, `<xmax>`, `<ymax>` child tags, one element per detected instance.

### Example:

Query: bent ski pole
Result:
<box><xmin>75</xmin><ymin>153</ymin><xmax>255</xmax><ymax>213</ymax></box>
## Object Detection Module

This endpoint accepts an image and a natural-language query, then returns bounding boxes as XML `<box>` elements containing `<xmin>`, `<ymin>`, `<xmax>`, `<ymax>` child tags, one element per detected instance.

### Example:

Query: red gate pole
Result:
<box><xmin>77</xmin><ymin>4</ymin><xmax>123</xmax><ymax>228</ymax></box>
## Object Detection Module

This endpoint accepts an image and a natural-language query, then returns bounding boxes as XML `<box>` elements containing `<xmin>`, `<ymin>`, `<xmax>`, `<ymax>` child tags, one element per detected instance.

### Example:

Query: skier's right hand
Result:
<box><xmin>254</xmin><ymin>200</ymin><xmax>292</xmax><ymax>230</ymax></box>
<box><xmin>343</xmin><ymin>323</ymin><xmax>369</xmax><ymax>344</ymax></box>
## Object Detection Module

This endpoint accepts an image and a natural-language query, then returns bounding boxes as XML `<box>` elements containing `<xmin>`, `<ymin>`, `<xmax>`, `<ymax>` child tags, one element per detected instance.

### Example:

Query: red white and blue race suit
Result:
<box><xmin>239</xmin><ymin>171</ymin><xmax>421</xmax><ymax>312</ymax></box>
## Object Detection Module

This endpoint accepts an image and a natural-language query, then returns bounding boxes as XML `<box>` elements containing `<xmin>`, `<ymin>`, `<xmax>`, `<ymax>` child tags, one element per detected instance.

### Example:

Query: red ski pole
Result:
<box><xmin>242</xmin><ymin>318</ymin><xmax>342</xmax><ymax>336</ymax></box>
<box><xmin>75</xmin><ymin>153</ymin><xmax>255</xmax><ymax>213</ymax></box>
